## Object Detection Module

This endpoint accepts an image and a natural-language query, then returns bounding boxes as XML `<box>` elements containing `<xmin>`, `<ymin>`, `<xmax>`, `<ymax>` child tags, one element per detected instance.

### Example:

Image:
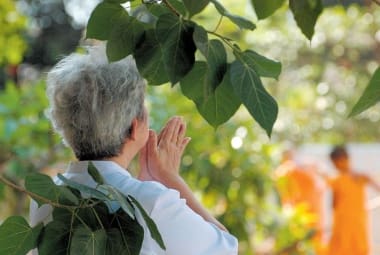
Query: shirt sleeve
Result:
<box><xmin>150</xmin><ymin>188</ymin><xmax>238</xmax><ymax>255</ymax></box>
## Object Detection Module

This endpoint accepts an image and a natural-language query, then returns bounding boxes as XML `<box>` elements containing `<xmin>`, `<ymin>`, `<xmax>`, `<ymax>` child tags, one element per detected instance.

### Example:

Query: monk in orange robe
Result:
<box><xmin>275</xmin><ymin>149</ymin><xmax>327</xmax><ymax>254</ymax></box>
<box><xmin>327</xmin><ymin>145</ymin><xmax>380</xmax><ymax>255</ymax></box>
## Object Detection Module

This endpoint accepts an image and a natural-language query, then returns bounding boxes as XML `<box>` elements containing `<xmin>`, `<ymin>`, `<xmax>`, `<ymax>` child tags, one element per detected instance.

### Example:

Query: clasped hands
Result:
<box><xmin>138</xmin><ymin>116</ymin><xmax>191</xmax><ymax>183</ymax></box>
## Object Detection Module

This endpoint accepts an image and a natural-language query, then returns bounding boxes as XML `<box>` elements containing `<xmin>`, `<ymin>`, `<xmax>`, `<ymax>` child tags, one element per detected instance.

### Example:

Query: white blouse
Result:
<box><xmin>29</xmin><ymin>161</ymin><xmax>238</xmax><ymax>255</ymax></box>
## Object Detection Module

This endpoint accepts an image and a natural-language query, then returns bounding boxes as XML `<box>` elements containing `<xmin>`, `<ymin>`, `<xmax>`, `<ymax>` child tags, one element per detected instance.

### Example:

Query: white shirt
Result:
<box><xmin>30</xmin><ymin>161</ymin><xmax>238</xmax><ymax>255</ymax></box>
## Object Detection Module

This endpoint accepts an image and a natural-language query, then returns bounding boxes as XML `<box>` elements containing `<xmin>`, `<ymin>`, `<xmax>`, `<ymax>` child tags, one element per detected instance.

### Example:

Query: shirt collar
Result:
<box><xmin>67</xmin><ymin>160</ymin><xmax>132</xmax><ymax>178</ymax></box>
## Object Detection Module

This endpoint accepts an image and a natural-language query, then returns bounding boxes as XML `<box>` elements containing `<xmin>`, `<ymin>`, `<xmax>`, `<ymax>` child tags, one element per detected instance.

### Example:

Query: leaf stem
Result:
<box><xmin>162</xmin><ymin>0</ymin><xmax>180</xmax><ymax>16</ymax></box>
<box><xmin>213</xmin><ymin>15</ymin><xmax>224</xmax><ymax>33</ymax></box>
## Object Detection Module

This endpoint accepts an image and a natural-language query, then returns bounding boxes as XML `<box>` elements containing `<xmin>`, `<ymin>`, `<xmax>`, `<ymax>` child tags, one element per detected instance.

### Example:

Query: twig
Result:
<box><xmin>162</xmin><ymin>0</ymin><xmax>180</xmax><ymax>16</ymax></box>
<box><xmin>206</xmin><ymin>30</ymin><xmax>240</xmax><ymax>51</ymax></box>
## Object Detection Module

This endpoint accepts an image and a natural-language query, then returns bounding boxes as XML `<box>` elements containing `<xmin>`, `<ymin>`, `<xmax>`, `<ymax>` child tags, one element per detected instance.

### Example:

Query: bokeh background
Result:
<box><xmin>0</xmin><ymin>0</ymin><xmax>379</xmax><ymax>254</ymax></box>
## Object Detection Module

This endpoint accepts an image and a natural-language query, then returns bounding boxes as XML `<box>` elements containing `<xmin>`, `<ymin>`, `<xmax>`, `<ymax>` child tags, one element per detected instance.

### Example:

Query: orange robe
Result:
<box><xmin>276</xmin><ymin>161</ymin><xmax>326</xmax><ymax>254</ymax></box>
<box><xmin>328</xmin><ymin>174</ymin><xmax>369</xmax><ymax>255</ymax></box>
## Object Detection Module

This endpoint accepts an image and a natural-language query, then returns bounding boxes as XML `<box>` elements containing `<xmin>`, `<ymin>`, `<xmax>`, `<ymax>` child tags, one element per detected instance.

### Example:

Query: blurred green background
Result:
<box><xmin>0</xmin><ymin>0</ymin><xmax>379</xmax><ymax>254</ymax></box>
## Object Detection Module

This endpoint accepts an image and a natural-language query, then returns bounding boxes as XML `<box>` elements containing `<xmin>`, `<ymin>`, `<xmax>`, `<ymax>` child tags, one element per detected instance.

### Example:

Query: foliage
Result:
<box><xmin>0</xmin><ymin>163</ymin><xmax>164</xmax><ymax>255</ymax></box>
<box><xmin>349</xmin><ymin>67</ymin><xmax>380</xmax><ymax>117</ymax></box>
<box><xmin>86</xmin><ymin>0</ymin><xmax>281</xmax><ymax>136</ymax></box>
<box><xmin>85</xmin><ymin>0</ymin><xmax>380</xmax><ymax>135</ymax></box>
<box><xmin>0</xmin><ymin>0</ymin><xmax>27</xmax><ymax>65</ymax></box>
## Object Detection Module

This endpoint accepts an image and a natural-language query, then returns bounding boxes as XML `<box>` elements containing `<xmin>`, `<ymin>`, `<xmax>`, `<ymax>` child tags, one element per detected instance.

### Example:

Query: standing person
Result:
<box><xmin>275</xmin><ymin>148</ymin><xmax>327</xmax><ymax>255</ymax></box>
<box><xmin>29</xmin><ymin>46</ymin><xmax>238</xmax><ymax>255</ymax></box>
<box><xmin>327</xmin><ymin>145</ymin><xmax>380</xmax><ymax>255</ymax></box>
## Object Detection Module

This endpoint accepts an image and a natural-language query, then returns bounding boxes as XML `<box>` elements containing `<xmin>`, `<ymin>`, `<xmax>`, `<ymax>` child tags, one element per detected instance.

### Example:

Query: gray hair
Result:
<box><xmin>46</xmin><ymin>47</ymin><xmax>146</xmax><ymax>160</ymax></box>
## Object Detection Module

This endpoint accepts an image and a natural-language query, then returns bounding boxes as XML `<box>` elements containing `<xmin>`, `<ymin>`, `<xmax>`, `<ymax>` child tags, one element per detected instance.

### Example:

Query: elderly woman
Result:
<box><xmin>29</xmin><ymin>47</ymin><xmax>238</xmax><ymax>255</ymax></box>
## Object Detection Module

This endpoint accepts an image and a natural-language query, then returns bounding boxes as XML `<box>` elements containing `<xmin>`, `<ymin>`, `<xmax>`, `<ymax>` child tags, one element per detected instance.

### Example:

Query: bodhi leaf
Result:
<box><xmin>251</xmin><ymin>0</ymin><xmax>285</xmax><ymax>19</ymax></box>
<box><xmin>0</xmin><ymin>216</ymin><xmax>43</xmax><ymax>255</ymax></box>
<box><xmin>200</xmin><ymin>67</ymin><xmax>241</xmax><ymax>128</ymax></box>
<box><xmin>180</xmin><ymin>61</ymin><xmax>207</xmax><ymax>104</ymax></box>
<box><xmin>155</xmin><ymin>13</ymin><xmax>196</xmax><ymax>84</ymax></box>
<box><xmin>109</xmin><ymin>209</ymin><xmax>144</xmax><ymax>254</ymax></box>
<box><xmin>57</xmin><ymin>174</ymin><xmax>110</xmax><ymax>202</ymax></box>
<box><xmin>242</xmin><ymin>50</ymin><xmax>281</xmax><ymax>79</ymax></box>
<box><xmin>106</xmin><ymin>228</ymin><xmax>130</xmax><ymax>255</ymax></box>
<box><xmin>231</xmin><ymin>51</ymin><xmax>278</xmax><ymax>136</ymax></box>
<box><xmin>182</xmin><ymin>0</ymin><xmax>210</xmax><ymax>17</ymax></box>
<box><xmin>106</xmin><ymin>12</ymin><xmax>145</xmax><ymax>61</ymax></box>
<box><xmin>211</xmin><ymin>0</ymin><xmax>256</xmax><ymax>30</ymax></box>
<box><xmin>289</xmin><ymin>0</ymin><xmax>323</xmax><ymax>40</ymax></box>
<box><xmin>86</xmin><ymin>2</ymin><xmax>127</xmax><ymax>40</ymax></box>
<box><xmin>128</xmin><ymin>195</ymin><xmax>166</xmax><ymax>250</ymax></box>
<box><xmin>88</xmin><ymin>161</ymin><xmax>105</xmax><ymax>185</ymax></box>
<box><xmin>100</xmin><ymin>184</ymin><xmax>135</xmax><ymax>219</ymax></box>
<box><xmin>25</xmin><ymin>173</ymin><xmax>79</xmax><ymax>206</ymax></box>
<box><xmin>166</xmin><ymin>0</ymin><xmax>187</xmax><ymax>16</ymax></box>
<box><xmin>181</xmin><ymin>62</ymin><xmax>240</xmax><ymax>127</ymax></box>
<box><xmin>134</xmin><ymin>29</ymin><xmax>170</xmax><ymax>85</ymax></box>
<box><xmin>349</xmin><ymin>67</ymin><xmax>380</xmax><ymax>117</ymax></box>
<box><xmin>38</xmin><ymin>221</ymin><xmax>70</xmax><ymax>255</ymax></box>
<box><xmin>193</xmin><ymin>25</ymin><xmax>227</xmax><ymax>91</ymax></box>
<box><xmin>70</xmin><ymin>227</ymin><xmax>107</xmax><ymax>255</ymax></box>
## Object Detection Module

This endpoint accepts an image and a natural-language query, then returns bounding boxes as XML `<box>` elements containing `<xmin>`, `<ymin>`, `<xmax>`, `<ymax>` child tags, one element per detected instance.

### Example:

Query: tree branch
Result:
<box><xmin>0</xmin><ymin>173</ymin><xmax>75</xmax><ymax>210</ymax></box>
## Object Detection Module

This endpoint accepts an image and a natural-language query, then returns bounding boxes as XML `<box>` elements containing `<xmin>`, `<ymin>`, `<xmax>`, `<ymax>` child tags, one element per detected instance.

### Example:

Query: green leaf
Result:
<box><xmin>166</xmin><ymin>0</ymin><xmax>187</xmax><ymax>16</ymax></box>
<box><xmin>105</xmin><ymin>229</ymin><xmax>128</xmax><ymax>254</ymax></box>
<box><xmin>145</xmin><ymin>3</ymin><xmax>172</xmax><ymax>18</ymax></box>
<box><xmin>52</xmin><ymin>206</ymin><xmax>73</xmax><ymax>223</ymax></box>
<box><xmin>349</xmin><ymin>67</ymin><xmax>380</xmax><ymax>117</ymax></box>
<box><xmin>242</xmin><ymin>50</ymin><xmax>281</xmax><ymax>79</ymax></box>
<box><xmin>100</xmin><ymin>184</ymin><xmax>135</xmax><ymax>219</ymax></box>
<box><xmin>128</xmin><ymin>195</ymin><xmax>166</xmax><ymax>250</ymax></box>
<box><xmin>192</xmin><ymin>25</ymin><xmax>208</xmax><ymax>57</ymax></box>
<box><xmin>57</xmin><ymin>174</ymin><xmax>110</xmax><ymax>202</ymax></box>
<box><xmin>107</xmin><ymin>12</ymin><xmax>145</xmax><ymax>61</ymax></box>
<box><xmin>88</xmin><ymin>161</ymin><xmax>105</xmax><ymax>185</ymax></box>
<box><xmin>0</xmin><ymin>216</ymin><xmax>43</xmax><ymax>255</ymax></box>
<box><xmin>70</xmin><ymin>227</ymin><xmax>107</xmax><ymax>255</ymax></box>
<box><xmin>86</xmin><ymin>2</ymin><xmax>127</xmax><ymax>40</ymax></box>
<box><xmin>134</xmin><ymin>30</ymin><xmax>170</xmax><ymax>85</ymax></box>
<box><xmin>181</xmin><ymin>62</ymin><xmax>241</xmax><ymax>127</ymax></box>
<box><xmin>109</xmin><ymin>210</ymin><xmax>144</xmax><ymax>254</ymax></box>
<box><xmin>25</xmin><ymin>173</ymin><xmax>79</xmax><ymax>206</ymax></box>
<box><xmin>183</xmin><ymin>0</ymin><xmax>210</xmax><ymax>17</ymax></box>
<box><xmin>251</xmin><ymin>0</ymin><xmax>285</xmax><ymax>19</ymax></box>
<box><xmin>193</xmin><ymin>25</ymin><xmax>227</xmax><ymax>90</ymax></box>
<box><xmin>289</xmin><ymin>0</ymin><xmax>323</xmax><ymax>40</ymax></box>
<box><xmin>231</xmin><ymin>51</ymin><xmax>278</xmax><ymax>136</ymax></box>
<box><xmin>211</xmin><ymin>0</ymin><xmax>256</xmax><ymax>30</ymax></box>
<box><xmin>180</xmin><ymin>61</ymin><xmax>208</xmax><ymax>104</ymax></box>
<box><xmin>200</xmin><ymin>67</ymin><xmax>241</xmax><ymax>127</ymax></box>
<box><xmin>155</xmin><ymin>14</ymin><xmax>196</xmax><ymax>84</ymax></box>
<box><xmin>38</xmin><ymin>221</ymin><xmax>70</xmax><ymax>255</ymax></box>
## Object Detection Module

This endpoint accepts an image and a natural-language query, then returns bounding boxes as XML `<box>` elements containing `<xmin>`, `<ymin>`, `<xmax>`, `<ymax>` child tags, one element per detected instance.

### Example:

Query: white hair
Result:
<box><xmin>46</xmin><ymin>46</ymin><xmax>146</xmax><ymax>160</ymax></box>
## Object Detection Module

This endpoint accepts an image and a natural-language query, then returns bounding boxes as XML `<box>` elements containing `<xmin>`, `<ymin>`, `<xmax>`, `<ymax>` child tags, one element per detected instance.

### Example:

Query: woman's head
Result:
<box><xmin>46</xmin><ymin>47</ymin><xmax>146</xmax><ymax>160</ymax></box>
<box><xmin>329</xmin><ymin>145</ymin><xmax>350</xmax><ymax>173</ymax></box>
